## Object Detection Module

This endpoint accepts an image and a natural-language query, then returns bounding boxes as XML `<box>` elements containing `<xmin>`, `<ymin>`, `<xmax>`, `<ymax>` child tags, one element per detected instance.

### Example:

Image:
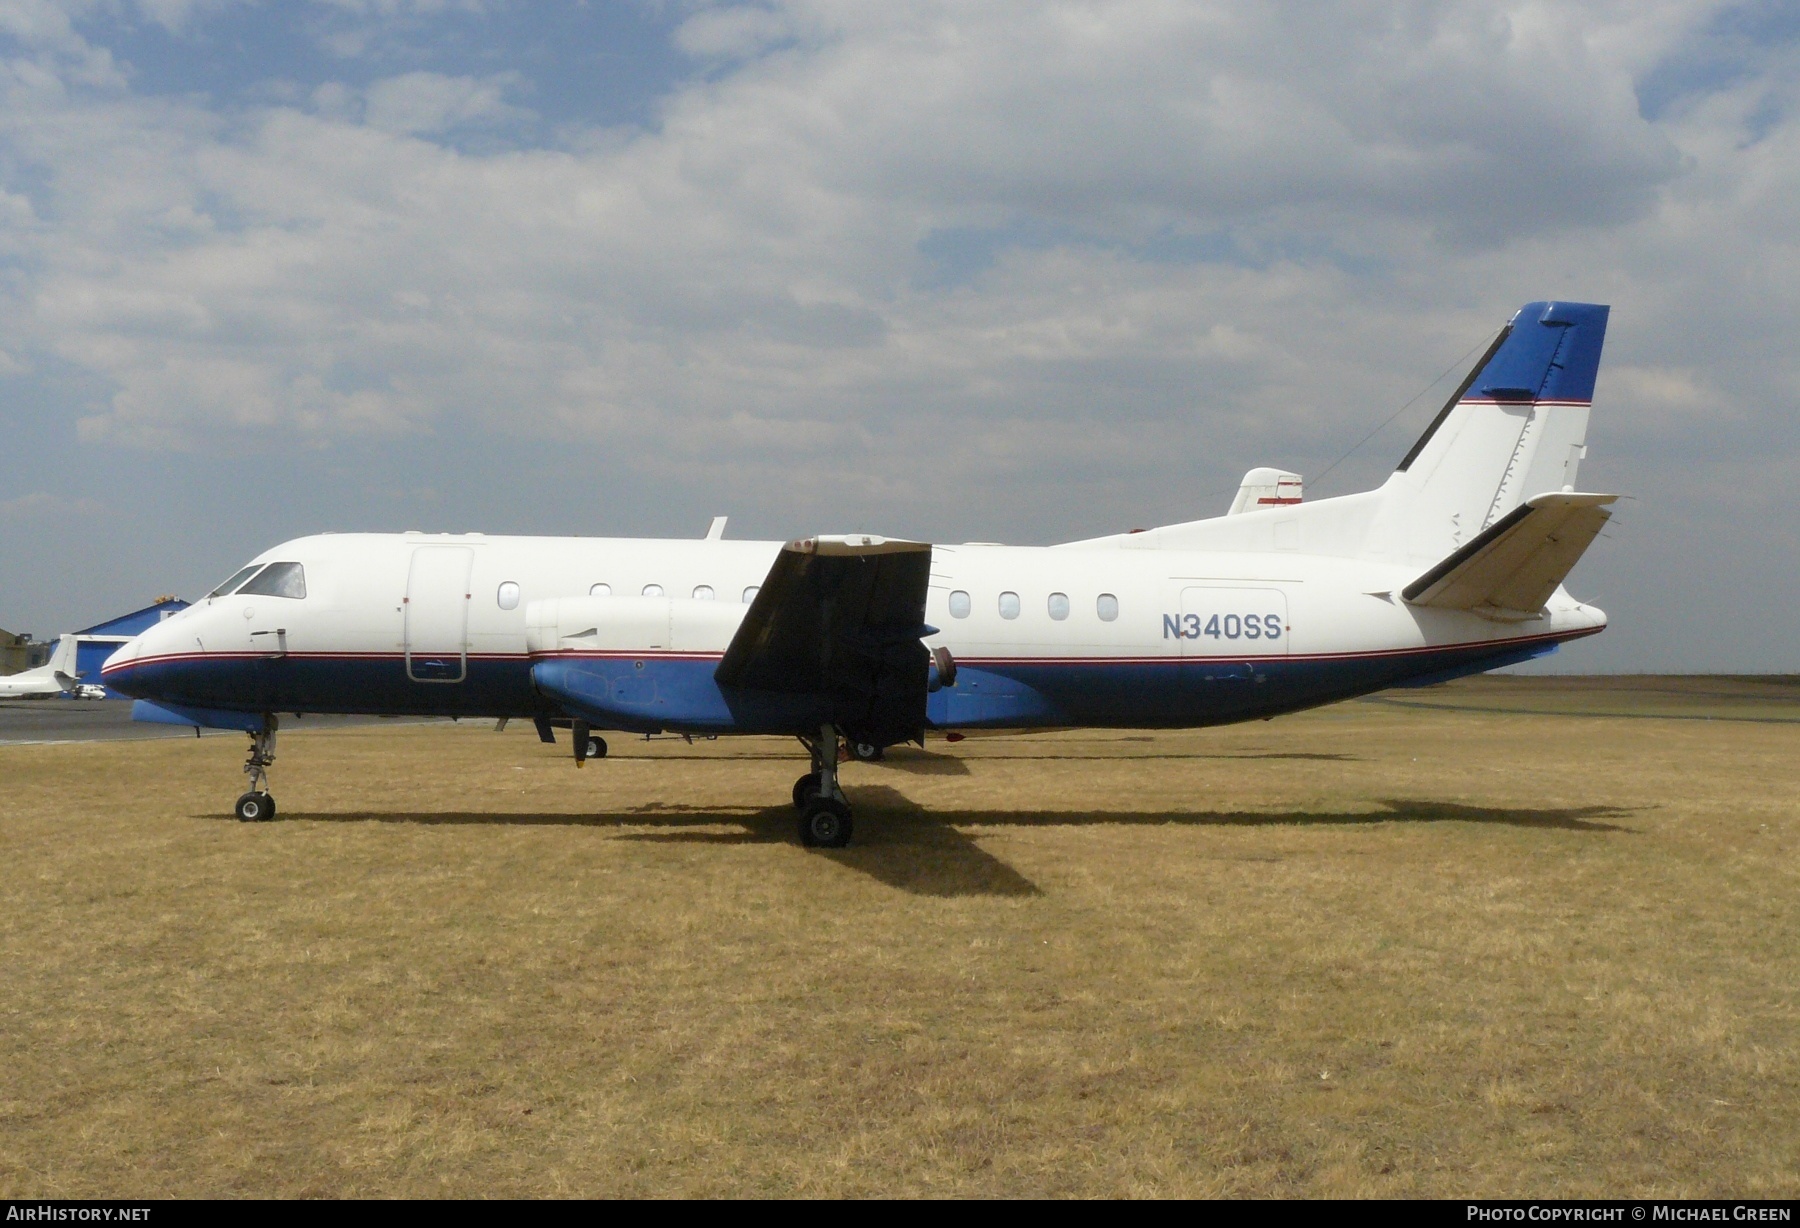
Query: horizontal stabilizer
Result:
<box><xmin>1402</xmin><ymin>492</ymin><xmax>1616</xmax><ymax>621</ymax></box>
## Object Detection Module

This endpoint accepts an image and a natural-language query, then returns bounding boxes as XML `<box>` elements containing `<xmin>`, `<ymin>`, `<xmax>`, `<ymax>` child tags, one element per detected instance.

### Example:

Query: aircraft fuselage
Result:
<box><xmin>102</xmin><ymin>530</ymin><xmax>1604</xmax><ymax>733</ymax></box>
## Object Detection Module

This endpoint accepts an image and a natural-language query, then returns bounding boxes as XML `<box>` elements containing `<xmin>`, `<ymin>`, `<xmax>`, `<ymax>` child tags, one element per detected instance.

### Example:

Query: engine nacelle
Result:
<box><xmin>524</xmin><ymin>596</ymin><xmax>749</xmax><ymax>657</ymax></box>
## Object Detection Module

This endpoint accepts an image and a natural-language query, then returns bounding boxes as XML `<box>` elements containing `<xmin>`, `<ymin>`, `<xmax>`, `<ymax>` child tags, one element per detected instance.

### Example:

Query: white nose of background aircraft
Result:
<box><xmin>105</xmin><ymin>301</ymin><xmax>1617</xmax><ymax>845</ymax></box>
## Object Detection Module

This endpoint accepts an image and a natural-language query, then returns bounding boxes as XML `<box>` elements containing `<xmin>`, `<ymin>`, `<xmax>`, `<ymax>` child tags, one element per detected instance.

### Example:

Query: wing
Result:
<box><xmin>1403</xmin><ymin>491</ymin><xmax>1617</xmax><ymax>621</ymax></box>
<box><xmin>715</xmin><ymin>535</ymin><xmax>933</xmax><ymax>745</ymax></box>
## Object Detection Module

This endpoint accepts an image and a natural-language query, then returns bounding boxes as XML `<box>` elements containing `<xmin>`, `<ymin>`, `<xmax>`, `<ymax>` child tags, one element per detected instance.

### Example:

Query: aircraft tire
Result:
<box><xmin>849</xmin><ymin>741</ymin><xmax>884</xmax><ymax>763</ymax></box>
<box><xmin>792</xmin><ymin>772</ymin><xmax>821</xmax><ymax>810</ymax></box>
<box><xmin>799</xmin><ymin>798</ymin><xmax>853</xmax><ymax>848</ymax></box>
<box><xmin>234</xmin><ymin>791</ymin><xmax>275</xmax><ymax>822</ymax></box>
<box><xmin>585</xmin><ymin>735</ymin><xmax>608</xmax><ymax>760</ymax></box>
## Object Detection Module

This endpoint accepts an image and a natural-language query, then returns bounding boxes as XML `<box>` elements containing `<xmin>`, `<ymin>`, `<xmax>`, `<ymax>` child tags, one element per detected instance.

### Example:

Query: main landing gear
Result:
<box><xmin>571</xmin><ymin>719</ymin><xmax>608</xmax><ymax>766</ymax></box>
<box><xmin>792</xmin><ymin>724</ymin><xmax>855</xmax><ymax>848</ymax></box>
<box><xmin>234</xmin><ymin>718</ymin><xmax>278</xmax><ymax>822</ymax></box>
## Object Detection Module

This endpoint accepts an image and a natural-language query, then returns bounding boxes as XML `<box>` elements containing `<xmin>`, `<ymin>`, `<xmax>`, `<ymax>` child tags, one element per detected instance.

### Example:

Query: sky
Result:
<box><xmin>0</xmin><ymin>0</ymin><xmax>1795</xmax><ymax>672</ymax></box>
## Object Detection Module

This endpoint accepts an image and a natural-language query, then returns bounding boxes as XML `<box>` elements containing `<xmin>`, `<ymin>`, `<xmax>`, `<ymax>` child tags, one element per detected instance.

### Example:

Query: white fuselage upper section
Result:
<box><xmin>108</xmin><ymin>530</ymin><xmax>1605</xmax><ymax>676</ymax></box>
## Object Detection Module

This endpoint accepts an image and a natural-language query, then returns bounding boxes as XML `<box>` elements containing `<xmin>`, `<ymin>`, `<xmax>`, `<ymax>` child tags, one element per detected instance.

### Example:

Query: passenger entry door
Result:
<box><xmin>1177</xmin><ymin>587</ymin><xmax>1290</xmax><ymax>661</ymax></box>
<box><xmin>405</xmin><ymin>546</ymin><xmax>473</xmax><ymax>682</ymax></box>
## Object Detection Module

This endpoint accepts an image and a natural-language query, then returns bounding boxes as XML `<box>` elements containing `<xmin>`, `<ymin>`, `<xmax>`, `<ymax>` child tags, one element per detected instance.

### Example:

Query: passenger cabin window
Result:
<box><xmin>998</xmin><ymin>591</ymin><xmax>1021</xmax><ymax>619</ymax></box>
<box><xmin>1097</xmin><ymin>593</ymin><xmax>1119</xmax><ymax>621</ymax></box>
<box><xmin>642</xmin><ymin>583</ymin><xmax>664</xmax><ymax>598</ymax></box>
<box><xmin>948</xmin><ymin>590</ymin><xmax>971</xmax><ymax>619</ymax></box>
<box><xmin>208</xmin><ymin>564</ymin><xmax>264</xmax><ymax>598</ymax></box>
<box><xmin>238</xmin><ymin>561</ymin><xmax>307</xmax><ymax>600</ymax></box>
<box><xmin>693</xmin><ymin>585</ymin><xmax>714</xmax><ymax>601</ymax></box>
<box><xmin>742</xmin><ymin>585</ymin><xmax>760</xmax><ymax>603</ymax></box>
<box><xmin>589</xmin><ymin>583</ymin><xmax>611</xmax><ymax>597</ymax></box>
<box><xmin>496</xmin><ymin>581</ymin><xmax>520</xmax><ymax>610</ymax></box>
<box><xmin>1047</xmin><ymin>592</ymin><xmax>1070</xmax><ymax>620</ymax></box>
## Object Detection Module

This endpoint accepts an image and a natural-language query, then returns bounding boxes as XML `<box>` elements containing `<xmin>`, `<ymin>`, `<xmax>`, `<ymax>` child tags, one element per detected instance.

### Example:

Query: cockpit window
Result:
<box><xmin>208</xmin><ymin>564</ymin><xmax>265</xmax><ymax>598</ymax></box>
<box><xmin>238</xmin><ymin>561</ymin><xmax>307</xmax><ymax>599</ymax></box>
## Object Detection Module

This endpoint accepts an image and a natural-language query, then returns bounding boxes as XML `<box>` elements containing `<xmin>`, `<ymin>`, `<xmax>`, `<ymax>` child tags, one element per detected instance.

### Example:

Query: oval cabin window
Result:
<box><xmin>642</xmin><ymin>583</ymin><xmax>664</xmax><ymax>598</ymax></box>
<box><xmin>1047</xmin><ymin>592</ymin><xmax>1070</xmax><ymax>620</ymax></box>
<box><xmin>693</xmin><ymin>585</ymin><xmax>714</xmax><ymax>601</ymax></box>
<box><xmin>998</xmin><ymin>591</ymin><xmax>1021</xmax><ymax>619</ymax></box>
<box><xmin>742</xmin><ymin>585</ymin><xmax>760</xmax><ymax>603</ymax></box>
<box><xmin>589</xmin><ymin>583</ymin><xmax>611</xmax><ymax>597</ymax></box>
<box><xmin>496</xmin><ymin>581</ymin><xmax>520</xmax><ymax>611</ymax></box>
<box><xmin>948</xmin><ymin>590</ymin><xmax>971</xmax><ymax>619</ymax></box>
<box><xmin>1097</xmin><ymin>593</ymin><xmax>1119</xmax><ymax>621</ymax></box>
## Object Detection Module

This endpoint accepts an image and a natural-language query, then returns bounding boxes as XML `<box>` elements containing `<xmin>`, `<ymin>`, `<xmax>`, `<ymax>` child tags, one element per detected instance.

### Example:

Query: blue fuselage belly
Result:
<box><xmin>105</xmin><ymin>632</ymin><xmax>1578</xmax><ymax>734</ymax></box>
<box><xmin>109</xmin><ymin>655</ymin><xmax>542</xmax><ymax>719</ymax></box>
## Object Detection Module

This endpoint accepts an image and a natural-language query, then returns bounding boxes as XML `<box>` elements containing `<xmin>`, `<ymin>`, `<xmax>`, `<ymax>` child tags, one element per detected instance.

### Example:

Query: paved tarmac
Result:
<box><xmin>0</xmin><ymin>698</ymin><xmax>207</xmax><ymax>744</ymax></box>
<box><xmin>0</xmin><ymin>700</ymin><xmax>426</xmax><ymax>745</ymax></box>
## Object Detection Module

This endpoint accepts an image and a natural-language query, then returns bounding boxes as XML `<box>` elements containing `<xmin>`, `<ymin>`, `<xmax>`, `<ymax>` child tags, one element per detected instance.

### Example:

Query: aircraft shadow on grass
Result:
<box><xmin>872</xmin><ymin>748</ymin><xmax>1355</xmax><ymax>770</ymax></box>
<box><xmin>263</xmin><ymin>789</ymin><xmax>1634</xmax><ymax>900</ymax></box>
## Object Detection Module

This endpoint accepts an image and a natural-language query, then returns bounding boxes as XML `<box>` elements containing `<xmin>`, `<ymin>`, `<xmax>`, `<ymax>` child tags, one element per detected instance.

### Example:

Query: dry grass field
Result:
<box><xmin>1</xmin><ymin>675</ymin><xmax>1796</xmax><ymax>1198</ymax></box>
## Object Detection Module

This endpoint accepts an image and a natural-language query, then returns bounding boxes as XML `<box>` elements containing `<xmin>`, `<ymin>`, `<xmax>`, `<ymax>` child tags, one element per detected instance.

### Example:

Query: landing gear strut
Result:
<box><xmin>794</xmin><ymin>724</ymin><xmax>853</xmax><ymax>848</ymax></box>
<box><xmin>234</xmin><ymin>717</ymin><xmax>278</xmax><ymax>822</ymax></box>
<box><xmin>572</xmin><ymin>719</ymin><xmax>607</xmax><ymax>766</ymax></box>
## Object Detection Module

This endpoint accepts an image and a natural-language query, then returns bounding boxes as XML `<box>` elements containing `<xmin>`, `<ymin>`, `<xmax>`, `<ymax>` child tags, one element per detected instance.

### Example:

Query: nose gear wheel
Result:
<box><xmin>234</xmin><ymin>717</ymin><xmax>279</xmax><ymax>821</ymax></box>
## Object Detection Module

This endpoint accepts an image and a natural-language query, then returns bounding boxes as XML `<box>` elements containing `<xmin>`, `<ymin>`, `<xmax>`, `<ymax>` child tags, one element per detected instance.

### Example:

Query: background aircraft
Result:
<box><xmin>0</xmin><ymin>635</ymin><xmax>81</xmax><ymax>699</ymax></box>
<box><xmin>104</xmin><ymin>301</ymin><xmax>1616</xmax><ymax>846</ymax></box>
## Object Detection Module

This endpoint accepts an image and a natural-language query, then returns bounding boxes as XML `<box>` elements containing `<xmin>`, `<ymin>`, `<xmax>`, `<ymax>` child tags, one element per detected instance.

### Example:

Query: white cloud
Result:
<box><xmin>128</xmin><ymin>0</ymin><xmax>246</xmax><ymax>34</ymax></box>
<box><xmin>0</xmin><ymin>491</ymin><xmax>104</xmax><ymax>520</ymax></box>
<box><xmin>676</xmin><ymin>4</ymin><xmax>810</xmax><ymax>60</ymax></box>
<box><xmin>362</xmin><ymin>71</ymin><xmax>530</xmax><ymax>134</ymax></box>
<box><xmin>0</xmin><ymin>0</ymin><xmax>1793</xmax><ymax>538</ymax></box>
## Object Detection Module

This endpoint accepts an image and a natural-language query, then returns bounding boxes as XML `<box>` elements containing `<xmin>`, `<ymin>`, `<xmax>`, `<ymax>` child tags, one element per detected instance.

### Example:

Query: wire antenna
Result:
<box><xmin>1309</xmin><ymin>324</ymin><xmax>1504</xmax><ymax>493</ymax></box>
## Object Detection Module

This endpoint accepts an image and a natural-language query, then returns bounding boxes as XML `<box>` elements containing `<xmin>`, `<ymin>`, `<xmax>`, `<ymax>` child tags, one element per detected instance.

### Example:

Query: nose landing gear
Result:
<box><xmin>234</xmin><ymin>717</ymin><xmax>278</xmax><ymax>822</ymax></box>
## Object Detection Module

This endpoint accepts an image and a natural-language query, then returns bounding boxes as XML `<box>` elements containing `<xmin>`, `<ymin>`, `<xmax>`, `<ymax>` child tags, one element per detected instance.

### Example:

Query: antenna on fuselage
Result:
<box><xmin>705</xmin><ymin>516</ymin><xmax>728</xmax><ymax>541</ymax></box>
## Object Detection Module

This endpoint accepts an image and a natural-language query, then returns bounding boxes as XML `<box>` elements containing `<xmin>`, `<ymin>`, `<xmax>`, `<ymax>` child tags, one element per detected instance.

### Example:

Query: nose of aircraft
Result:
<box><xmin>99</xmin><ymin>608</ymin><xmax>188</xmax><ymax>700</ymax></box>
<box><xmin>99</xmin><ymin>632</ymin><xmax>148</xmax><ymax>697</ymax></box>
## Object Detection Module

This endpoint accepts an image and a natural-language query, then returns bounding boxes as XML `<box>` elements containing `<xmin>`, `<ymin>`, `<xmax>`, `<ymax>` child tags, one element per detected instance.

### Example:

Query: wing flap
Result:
<box><xmin>715</xmin><ymin>535</ymin><xmax>933</xmax><ymax>744</ymax></box>
<box><xmin>1403</xmin><ymin>492</ymin><xmax>1616</xmax><ymax>620</ymax></box>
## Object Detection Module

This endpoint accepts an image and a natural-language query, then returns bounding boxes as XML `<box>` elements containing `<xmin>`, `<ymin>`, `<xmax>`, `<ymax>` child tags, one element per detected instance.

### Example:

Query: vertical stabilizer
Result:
<box><xmin>1374</xmin><ymin>302</ymin><xmax>1609</xmax><ymax>565</ymax></box>
<box><xmin>48</xmin><ymin>633</ymin><xmax>80</xmax><ymax>689</ymax></box>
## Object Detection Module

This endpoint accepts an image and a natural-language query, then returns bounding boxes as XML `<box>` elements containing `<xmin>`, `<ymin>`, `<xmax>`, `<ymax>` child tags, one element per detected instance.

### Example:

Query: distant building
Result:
<box><xmin>0</xmin><ymin>628</ymin><xmax>52</xmax><ymax>676</ymax></box>
<box><xmin>71</xmin><ymin>597</ymin><xmax>191</xmax><ymax>696</ymax></box>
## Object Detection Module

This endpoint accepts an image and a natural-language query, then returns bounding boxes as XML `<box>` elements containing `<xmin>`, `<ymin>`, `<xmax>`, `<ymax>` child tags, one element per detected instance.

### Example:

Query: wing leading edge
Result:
<box><xmin>716</xmin><ymin>535</ymin><xmax>933</xmax><ymax>746</ymax></box>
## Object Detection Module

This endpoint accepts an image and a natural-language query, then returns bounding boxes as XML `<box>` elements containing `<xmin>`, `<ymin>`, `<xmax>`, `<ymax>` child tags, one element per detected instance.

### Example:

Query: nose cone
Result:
<box><xmin>102</xmin><ymin>638</ymin><xmax>139</xmax><ymax>674</ymax></box>
<box><xmin>99</xmin><ymin>614</ymin><xmax>183</xmax><ymax>699</ymax></box>
<box><xmin>99</xmin><ymin>633</ymin><xmax>149</xmax><ymax>698</ymax></box>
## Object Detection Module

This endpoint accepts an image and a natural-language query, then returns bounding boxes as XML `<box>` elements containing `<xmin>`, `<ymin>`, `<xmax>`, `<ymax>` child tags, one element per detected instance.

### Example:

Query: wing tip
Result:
<box><xmin>788</xmin><ymin>535</ymin><xmax>931</xmax><ymax>556</ymax></box>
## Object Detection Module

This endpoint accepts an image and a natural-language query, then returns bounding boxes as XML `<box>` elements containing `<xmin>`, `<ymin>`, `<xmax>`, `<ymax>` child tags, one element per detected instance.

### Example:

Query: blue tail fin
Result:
<box><xmin>1399</xmin><ymin>301</ymin><xmax>1609</xmax><ymax>471</ymax></box>
<box><xmin>1377</xmin><ymin>301</ymin><xmax>1611</xmax><ymax>566</ymax></box>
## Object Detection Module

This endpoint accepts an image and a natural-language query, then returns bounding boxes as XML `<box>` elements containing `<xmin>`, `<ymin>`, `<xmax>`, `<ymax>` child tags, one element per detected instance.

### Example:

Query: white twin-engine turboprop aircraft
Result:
<box><xmin>105</xmin><ymin>301</ymin><xmax>1617</xmax><ymax>846</ymax></box>
<box><xmin>0</xmin><ymin>634</ymin><xmax>82</xmax><ymax>699</ymax></box>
